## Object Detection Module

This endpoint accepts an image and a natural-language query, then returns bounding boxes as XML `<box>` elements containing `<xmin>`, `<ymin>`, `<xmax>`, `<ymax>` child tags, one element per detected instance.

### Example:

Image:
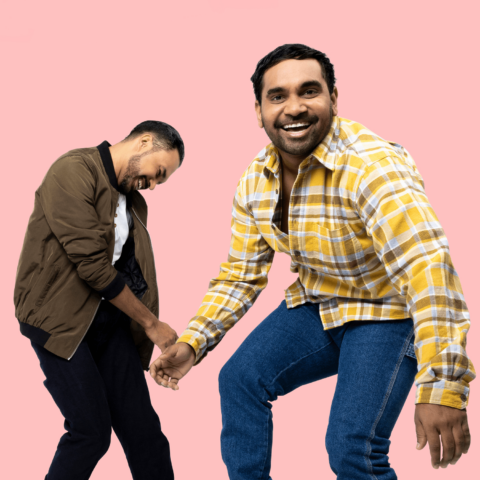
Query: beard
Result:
<box><xmin>263</xmin><ymin>104</ymin><xmax>333</xmax><ymax>159</ymax></box>
<box><xmin>118</xmin><ymin>155</ymin><xmax>141</xmax><ymax>195</ymax></box>
<box><xmin>118</xmin><ymin>145</ymin><xmax>159</xmax><ymax>194</ymax></box>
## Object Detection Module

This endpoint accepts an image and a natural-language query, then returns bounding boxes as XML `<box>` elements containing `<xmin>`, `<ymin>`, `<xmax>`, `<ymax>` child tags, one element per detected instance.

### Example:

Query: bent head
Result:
<box><xmin>251</xmin><ymin>44</ymin><xmax>338</xmax><ymax>160</ymax></box>
<box><xmin>118</xmin><ymin>120</ymin><xmax>184</xmax><ymax>195</ymax></box>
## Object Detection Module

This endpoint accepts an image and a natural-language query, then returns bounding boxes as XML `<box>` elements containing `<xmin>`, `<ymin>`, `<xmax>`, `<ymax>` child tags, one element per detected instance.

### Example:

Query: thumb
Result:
<box><xmin>415</xmin><ymin>420</ymin><xmax>428</xmax><ymax>450</ymax></box>
<box><xmin>149</xmin><ymin>355</ymin><xmax>167</xmax><ymax>376</ymax></box>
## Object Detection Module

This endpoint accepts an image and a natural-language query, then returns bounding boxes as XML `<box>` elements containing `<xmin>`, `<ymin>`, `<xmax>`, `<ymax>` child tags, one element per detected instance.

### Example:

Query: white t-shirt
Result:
<box><xmin>112</xmin><ymin>193</ymin><xmax>133</xmax><ymax>266</ymax></box>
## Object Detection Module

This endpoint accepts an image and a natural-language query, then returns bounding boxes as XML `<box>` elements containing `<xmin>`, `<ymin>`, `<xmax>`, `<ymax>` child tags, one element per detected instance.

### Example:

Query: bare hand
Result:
<box><xmin>144</xmin><ymin>321</ymin><xmax>178</xmax><ymax>353</ymax></box>
<box><xmin>415</xmin><ymin>404</ymin><xmax>470</xmax><ymax>469</ymax></box>
<box><xmin>149</xmin><ymin>342</ymin><xmax>196</xmax><ymax>390</ymax></box>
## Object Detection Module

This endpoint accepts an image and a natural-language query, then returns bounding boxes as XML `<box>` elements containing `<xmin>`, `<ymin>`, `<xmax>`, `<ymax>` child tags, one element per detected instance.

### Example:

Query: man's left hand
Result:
<box><xmin>415</xmin><ymin>404</ymin><xmax>470</xmax><ymax>469</ymax></box>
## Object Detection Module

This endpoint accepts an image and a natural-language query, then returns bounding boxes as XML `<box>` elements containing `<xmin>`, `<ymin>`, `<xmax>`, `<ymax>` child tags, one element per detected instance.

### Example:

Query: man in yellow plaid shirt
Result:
<box><xmin>151</xmin><ymin>44</ymin><xmax>474</xmax><ymax>479</ymax></box>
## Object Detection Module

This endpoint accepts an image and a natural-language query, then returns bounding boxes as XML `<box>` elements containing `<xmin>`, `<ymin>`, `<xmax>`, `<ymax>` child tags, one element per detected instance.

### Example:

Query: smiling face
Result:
<box><xmin>118</xmin><ymin>141</ymin><xmax>180</xmax><ymax>195</ymax></box>
<box><xmin>255</xmin><ymin>58</ymin><xmax>338</xmax><ymax>162</ymax></box>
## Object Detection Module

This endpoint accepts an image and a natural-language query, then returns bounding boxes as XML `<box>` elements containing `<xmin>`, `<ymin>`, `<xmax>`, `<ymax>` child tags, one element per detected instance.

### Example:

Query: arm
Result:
<box><xmin>109</xmin><ymin>285</ymin><xmax>177</xmax><ymax>352</ymax></box>
<box><xmin>356</xmin><ymin>156</ymin><xmax>474</xmax><ymax>467</ymax></box>
<box><xmin>41</xmin><ymin>156</ymin><xmax>177</xmax><ymax>350</ymax></box>
<box><xmin>150</xmin><ymin>173</ymin><xmax>275</xmax><ymax>387</ymax></box>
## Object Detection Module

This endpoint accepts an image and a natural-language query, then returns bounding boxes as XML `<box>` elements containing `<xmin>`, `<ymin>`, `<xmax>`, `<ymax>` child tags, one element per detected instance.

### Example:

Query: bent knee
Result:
<box><xmin>219</xmin><ymin>355</ymin><xmax>262</xmax><ymax>396</ymax></box>
<box><xmin>326</xmin><ymin>430</ymin><xmax>391</xmax><ymax>476</ymax></box>
<box><xmin>91</xmin><ymin>428</ymin><xmax>112</xmax><ymax>458</ymax></box>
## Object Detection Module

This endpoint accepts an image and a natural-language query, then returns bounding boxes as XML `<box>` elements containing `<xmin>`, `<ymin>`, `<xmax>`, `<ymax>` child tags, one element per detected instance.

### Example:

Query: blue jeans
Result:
<box><xmin>32</xmin><ymin>301</ymin><xmax>173</xmax><ymax>480</ymax></box>
<box><xmin>219</xmin><ymin>301</ymin><xmax>417</xmax><ymax>479</ymax></box>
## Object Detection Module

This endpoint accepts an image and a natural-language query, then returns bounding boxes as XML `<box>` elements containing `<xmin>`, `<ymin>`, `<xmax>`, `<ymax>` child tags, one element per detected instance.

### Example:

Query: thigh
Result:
<box><xmin>222</xmin><ymin>301</ymin><xmax>340</xmax><ymax>399</ymax></box>
<box><xmin>94</xmin><ymin>314</ymin><xmax>158</xmax><ymax>433</ymax></box>
<box><xmin>326</xmin><ymin>319</ymin><xmax>417</xmax><ymax>476</ymax></box>
<box><xmin>31</xmin><ymin>340</ymin><xmax>111</xmax><ymax>435</ymax></box>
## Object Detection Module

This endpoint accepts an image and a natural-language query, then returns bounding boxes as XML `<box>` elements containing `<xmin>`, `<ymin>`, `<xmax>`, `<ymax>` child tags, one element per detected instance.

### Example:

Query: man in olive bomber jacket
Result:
<box><xmin>14</xmin><ymin>120</ymin><xmax>183</xmax><ymax>480</ymax></box>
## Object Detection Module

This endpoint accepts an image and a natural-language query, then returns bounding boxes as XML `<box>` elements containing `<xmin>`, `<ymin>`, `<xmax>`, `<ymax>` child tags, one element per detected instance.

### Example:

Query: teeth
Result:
<box><xmin>138</xmin><ymin>179</ymin><xmax>142</xmax><ymax>189</ymax></box>
<box><xmin>283</xmin><ymin>123</ymin><xmax>309</xmax><ymax>129</ymax></box>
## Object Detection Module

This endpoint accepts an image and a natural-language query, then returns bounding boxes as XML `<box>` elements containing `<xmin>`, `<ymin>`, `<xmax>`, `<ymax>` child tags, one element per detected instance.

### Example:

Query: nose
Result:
<box><xmin>283</xmin><ymin>95</ymin><xmax>307</xmax><ymax>117</ymax></box>
<box><xmin>149</xmin><ymin>179</ymin><xmax>156</xmax><ymax>191</ymax></box>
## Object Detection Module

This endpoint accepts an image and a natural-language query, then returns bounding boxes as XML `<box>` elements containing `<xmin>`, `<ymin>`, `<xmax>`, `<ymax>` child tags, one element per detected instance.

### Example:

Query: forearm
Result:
<box><xmin>109</xmin><ymin>284</ymin><xmax>158</xmax><ymax>329</ymax></box>
<box><xmin>178</xmin><ymin>273</ymin><xmax>270</xmax><ymax>363</ymax></box>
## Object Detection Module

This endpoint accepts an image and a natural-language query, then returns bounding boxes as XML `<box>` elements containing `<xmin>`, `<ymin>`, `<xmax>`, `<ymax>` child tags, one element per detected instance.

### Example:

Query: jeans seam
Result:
<box><xmin>363</xmin><ymin>327</ymin><xmax>414</xmax><ymax>480</ymax></box>
<box><xmin>258</xmin><ymin>340</ymin><xmax>334</xmax><ymax>478</ymax></box>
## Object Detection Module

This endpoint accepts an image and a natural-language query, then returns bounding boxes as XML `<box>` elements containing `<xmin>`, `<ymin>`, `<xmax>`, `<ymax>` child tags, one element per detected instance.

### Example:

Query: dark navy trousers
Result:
<box><xmin>32</xmin><ymin>301</ymin><xmax>173</xmax><ymax>480</ymax></box>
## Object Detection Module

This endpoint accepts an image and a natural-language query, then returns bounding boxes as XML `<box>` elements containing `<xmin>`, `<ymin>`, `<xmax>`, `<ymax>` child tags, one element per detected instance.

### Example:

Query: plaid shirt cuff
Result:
<box><xmin>177</xmin><ymin>332</ymin><xmax>208</xmax><ymax>365</ymax></box>
<box><xmin>415</xmin><ymin>380</ymin><xmax>470</xmax><ymax>410</ymax></box>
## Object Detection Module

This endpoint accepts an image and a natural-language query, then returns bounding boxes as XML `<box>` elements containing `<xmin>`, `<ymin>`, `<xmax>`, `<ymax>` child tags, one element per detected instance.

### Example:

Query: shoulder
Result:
<box><xmin>45</xmin><ymin>146</ymin><xmax>102</xmax><ymax>181</ymax></box>
<box><xmin>335</xmin><ymin>117</ymin><xmax>420</xmax><ymax>176</ymax></box>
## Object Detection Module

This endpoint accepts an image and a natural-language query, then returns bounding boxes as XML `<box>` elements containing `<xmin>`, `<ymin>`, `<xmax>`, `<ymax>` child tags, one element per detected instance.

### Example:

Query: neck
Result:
<box><xmin>109</xmin><ymin>142</ymin><xmax>129</xmax><ymax>183</ymax></box>
<box><xmin>278</xmin><ymin>151</ymin><xmax>308</xmax><ymax>177</ymax></box>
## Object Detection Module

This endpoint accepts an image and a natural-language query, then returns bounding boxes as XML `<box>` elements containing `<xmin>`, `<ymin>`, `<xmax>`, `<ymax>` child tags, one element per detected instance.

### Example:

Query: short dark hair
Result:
<box><xmin>250</xmin><ymin>44</ymin><xmax>336</xmax><ymax>104</ymax></box>
<box><xmin>125</xmin><ymin>120</ymin><xmax>185</xmax><ymax>165</ymax></box>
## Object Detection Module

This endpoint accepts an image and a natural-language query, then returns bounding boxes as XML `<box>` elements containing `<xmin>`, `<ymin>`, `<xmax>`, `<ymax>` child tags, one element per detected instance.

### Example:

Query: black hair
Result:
<box><xmin>250</xmin><ymin>43</ymin><xmax>336</xmax><ymax>104</ymax></box>
<box><xmin>125</xmin><ymin>120</ymin><xmax>185</xmax><ymax>165</ymax></box>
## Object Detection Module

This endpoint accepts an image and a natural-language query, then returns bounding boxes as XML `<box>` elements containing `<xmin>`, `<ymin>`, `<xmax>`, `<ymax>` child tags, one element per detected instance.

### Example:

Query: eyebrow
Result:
<box><xmin>300</xmin><ymin>80</ymin><xmax>322</xmax><ymax>90</ymax></box>
<box><xmin>266</xmin><ymin>80</ymin><xmax>323</xmax><ymax>97</ymax></box>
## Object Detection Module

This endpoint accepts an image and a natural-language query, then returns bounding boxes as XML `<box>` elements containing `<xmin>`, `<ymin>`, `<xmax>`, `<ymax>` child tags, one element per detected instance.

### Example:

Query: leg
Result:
<box><xmin>31</xmin><ymin>341</ymin><xmax>112</xmax><ymax>480</ymax></box>
<box><xmin>94</xmin><ymin>313</ymin><xmax>173</xmax><ymax>480</ymax></box>
<box><xmin>219</xmin><ymin>301</ymin><xmax>340</xmax><ymax>480</ymax></box>
<box><xmin>325</xmin><ymin>319</ymin><xmax>417</xmax><ymax>479</ymax></box>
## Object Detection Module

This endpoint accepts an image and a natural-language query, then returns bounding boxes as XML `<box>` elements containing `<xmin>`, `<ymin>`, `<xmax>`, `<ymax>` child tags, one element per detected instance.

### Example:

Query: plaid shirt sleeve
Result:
<box><xmin>177</xmin><ymin>173</ymin><xmax>275</xmax><ymax>363</ymax></box>
<box><xmin>356</xmin><ymin>156</ymin><xmax>475</xmax><ymax>409</ymax></box>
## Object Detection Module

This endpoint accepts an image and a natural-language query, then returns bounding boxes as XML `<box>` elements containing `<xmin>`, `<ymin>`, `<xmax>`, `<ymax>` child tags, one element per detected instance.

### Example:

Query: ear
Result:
<box><xmin>138</xmin><ymin>133</ymin><xmax>153</xmax><ymax>150</ymax></box>
<box><xmin>331</xmin><ymin>87</ymin><xmax>339</xmax><ymax>116</ymax></box>
<box><xmin>255</xmin><ymin>100</ymin><xmax>264</xmax><ymax>129</ymax></box>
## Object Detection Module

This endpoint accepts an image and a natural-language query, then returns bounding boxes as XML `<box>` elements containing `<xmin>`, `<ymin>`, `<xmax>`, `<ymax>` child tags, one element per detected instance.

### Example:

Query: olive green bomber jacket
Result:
<box><xmin>14</xmin><ymin>142</ymin><xmax>158</xmax><ymax>370</ymax></box>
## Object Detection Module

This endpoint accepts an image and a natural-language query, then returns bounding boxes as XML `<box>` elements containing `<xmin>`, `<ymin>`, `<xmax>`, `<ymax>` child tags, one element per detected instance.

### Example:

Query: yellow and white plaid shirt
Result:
<box><xmin>178</xmin><ymin>116</ymin><xmax>475</xmax><ymax>409</ymax></box>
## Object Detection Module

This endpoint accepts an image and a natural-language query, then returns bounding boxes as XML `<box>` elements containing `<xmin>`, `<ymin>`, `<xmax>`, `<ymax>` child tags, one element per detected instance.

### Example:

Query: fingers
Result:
<box><xmin>462</xmin><ymin>419</ymin><xmax>471</xmax><ymax>453</ymax></box>
<box><xmin>148</xmin><ymin>355</ymin><xmax>180</xmax><ymax>390</ymax></box>
<box><xmin>415</xmin><ymin>415</ymin><xmax>428</xmax><ymax>451</ymax></box>
<box><xmin>150</xmin><ymin>371</ymin><xmax>179</xmax><ymax>390</ymax></box>
<box><xmin>439</xmin><ymin>429</ymin><xmax>455</xmax><ymax>468</ymax></box>
<box><xmin>426</xmin><ymin>429</ymin><xmax>442</xmax><ymax>469</ymax></box>
<box><xmin>451</xmin><ymin>425</ymin><xmax>466</xmax><ymax>465</ymax></box>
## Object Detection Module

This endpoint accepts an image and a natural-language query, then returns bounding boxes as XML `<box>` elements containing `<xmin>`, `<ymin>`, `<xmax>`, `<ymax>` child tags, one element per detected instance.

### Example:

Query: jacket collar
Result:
<box><xmin>97</xmin><ymin>141</ymin><xmax>121</xmax><ymax>192</ymax></box>
<box><xmin>263</xmin><ymin>116</ymin><xmax>340</xmax><ymax>176</ymax></box>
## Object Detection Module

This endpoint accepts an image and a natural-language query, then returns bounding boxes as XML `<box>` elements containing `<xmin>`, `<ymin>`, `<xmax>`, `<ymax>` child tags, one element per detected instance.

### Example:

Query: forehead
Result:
<box><xmin>262</xmin><ymin>58</ymin><xmax>325</xmax><ymax>94</ymax></box>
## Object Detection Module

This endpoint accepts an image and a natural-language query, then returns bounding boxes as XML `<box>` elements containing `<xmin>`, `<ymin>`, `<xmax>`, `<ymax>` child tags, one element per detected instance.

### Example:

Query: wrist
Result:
<box><xmin>143</xmin><ymin>315</ymin><xmax>159</xmax><ymax>331</ymax></box>
<box><xmin>178</xmin><ymin>341</ymin><xmax>196</xmax><ymax>361</ymax></box>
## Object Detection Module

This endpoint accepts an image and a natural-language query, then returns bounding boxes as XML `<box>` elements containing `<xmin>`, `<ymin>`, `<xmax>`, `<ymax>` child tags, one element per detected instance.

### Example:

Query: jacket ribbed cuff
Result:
<box><xmin>97</xmin><ymin>272</ymin><xmax>126</xmax><ymax>300</ymax></box>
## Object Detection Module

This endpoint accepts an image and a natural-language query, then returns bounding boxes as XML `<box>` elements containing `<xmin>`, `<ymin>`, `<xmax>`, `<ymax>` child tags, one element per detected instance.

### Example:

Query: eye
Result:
<box><xmin>303</xmin><ymin>89</ymin><xmax>318</xmax><ymax>97</ymax></box>
<box><xmin>270</xmin><ymin>94</ymin><xmax>284</xmax><ymax>102</ymax></box>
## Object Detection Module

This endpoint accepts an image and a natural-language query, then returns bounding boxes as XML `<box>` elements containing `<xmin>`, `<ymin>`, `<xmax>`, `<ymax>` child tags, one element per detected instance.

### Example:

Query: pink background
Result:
<box><xmin>1</xmin><ymin>0</ymin><xmax>478</xmax><ymax>478</ymax></box>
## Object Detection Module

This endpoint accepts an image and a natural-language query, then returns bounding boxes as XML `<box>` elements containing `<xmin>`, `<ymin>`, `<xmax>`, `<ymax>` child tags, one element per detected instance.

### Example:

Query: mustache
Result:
<box><xmin>274</xmin><ymin>114</ymin><xmax>319</xmax><ymax>129</ymax></box>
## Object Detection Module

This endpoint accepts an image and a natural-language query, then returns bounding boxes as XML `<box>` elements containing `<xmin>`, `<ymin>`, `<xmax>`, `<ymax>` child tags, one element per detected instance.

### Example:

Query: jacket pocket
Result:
<box><xmin>30</xmin><ymin>264</ymin><xmax>61</xmax><ymax>314</ymax></box>
<box><xmin>307</xmin><ymin>223</ymin><xmax>366</xmax><ymax>278</ymax></box>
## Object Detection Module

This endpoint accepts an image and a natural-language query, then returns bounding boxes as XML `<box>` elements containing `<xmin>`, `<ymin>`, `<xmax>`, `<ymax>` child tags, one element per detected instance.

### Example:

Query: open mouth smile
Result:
<box><xmin>280</xmin><ymin>122</ymin><xmax>312</xmax><ymax>137</ymax></box>
<box><xmin>134</xmin><ymin>176</ymin><xmax>147</xmax><ymax>190</ymax></box>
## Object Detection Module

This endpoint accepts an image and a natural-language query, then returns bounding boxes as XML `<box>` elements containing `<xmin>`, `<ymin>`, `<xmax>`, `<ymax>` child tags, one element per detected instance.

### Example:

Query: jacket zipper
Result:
<box><xmin>131</xmin><ymin>207</ymin><xmax>159</xmax><ymax>312</ymax></box>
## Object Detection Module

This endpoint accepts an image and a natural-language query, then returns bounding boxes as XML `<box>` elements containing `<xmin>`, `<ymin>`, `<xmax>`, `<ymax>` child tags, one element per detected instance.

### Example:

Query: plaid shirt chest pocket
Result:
<box><xmin>304</xmin><ymin>223</ymin><xmax>367</xmax><ymax>280</ymax></box>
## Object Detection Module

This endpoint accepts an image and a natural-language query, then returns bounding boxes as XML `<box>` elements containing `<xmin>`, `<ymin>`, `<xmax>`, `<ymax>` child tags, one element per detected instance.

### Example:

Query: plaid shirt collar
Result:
<box><xmin>263</xmin><ymin>115</ymin><xmax>340</xmax><ymax>177</ymax></box>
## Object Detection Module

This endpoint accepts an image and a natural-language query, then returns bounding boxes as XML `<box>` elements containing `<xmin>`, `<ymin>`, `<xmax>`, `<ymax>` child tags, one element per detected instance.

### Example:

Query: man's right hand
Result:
<box><xmin>149</xmin><ymin>342</ymin><xmax>196</xmax><ymax>390</ymax></box>
<box><xmin>109</xmin><ymin>285</ymin><xmax>178</xmax><ymax>352</ymax></box>
<box><xmin>144</xmin><ymin>321</ymin><xmax>178</xmax><ymax>353</ymax></box>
